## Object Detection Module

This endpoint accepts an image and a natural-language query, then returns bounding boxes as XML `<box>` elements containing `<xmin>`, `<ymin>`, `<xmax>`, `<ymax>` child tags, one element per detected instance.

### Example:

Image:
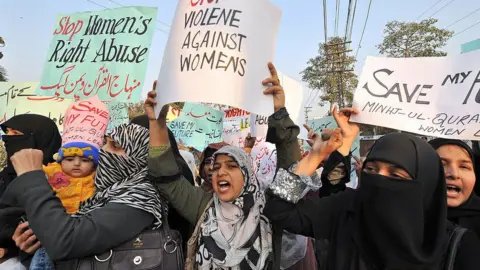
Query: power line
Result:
<box><xmin>452</xmin><ymin>20</ymin><xmax>480</xmax><ymax>37</ymax></box>
<box><xmin>85</xmin><ymin>0</ymin><xmax>169</xmax><ymax>34</ymax></box>
<box><xmin>415</xmin><ymin>0</ymin><xmax>443</xmax><ymax>20</ymax></box>
<box><xmin>323</xmin><ymin>0</ymin><xmax>328</xmax><ymax>43</ymax></box>
<box><xmin>347</xmin><ymin>0</ymin><xmax>358</xmax><ymax>43</ymax></box>
<box><xmin>354</xmin><ymin>0</ymin><xmax>373</xmax><ymax>59</ymax></box>
<box><xmin>106</xmin><ymin>0</ymin><xmax>171</xmax><ymax>28</ymax></box>
<box><xmin>428</xmin><ymin>0</ymin><xmax>457</xmax><ymax>19</ymax></box>
<box><xmin>344</xmin><ymin>0</ymin><xmax>353</xmax><ymax>42</ymax></box>
<box><xmin>446</xmin><ymin>6</ymin><xmax>480</xmax><ymax>28</ymax></box>
<box><xmin>334</xmin><ymin>0</ymin><xmax>340</xmax><ymax>36</ymax></box>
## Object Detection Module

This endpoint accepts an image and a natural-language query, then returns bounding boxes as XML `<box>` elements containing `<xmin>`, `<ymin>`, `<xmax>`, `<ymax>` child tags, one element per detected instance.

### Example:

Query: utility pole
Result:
<box><xmin>324</xmin><ymin>39</ymin><xmax>354</xmax><ymax>108</ymax></box>
<box><xmin>304</xmin><ymin>106</ymin><xmax>312</xmax><ymax>122</ymax></box>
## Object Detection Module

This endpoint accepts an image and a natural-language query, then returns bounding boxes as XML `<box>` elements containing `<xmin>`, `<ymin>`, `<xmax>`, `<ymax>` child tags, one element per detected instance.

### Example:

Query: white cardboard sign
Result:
<box><xmin>352</xmin><ymin>52</ymin><xmax>480</xmax><ymax>140</ymax></box>
<box><xmin>155</xmin><ymin>0</ymin><xmax>282</xmax><ymax>117</ymax></box>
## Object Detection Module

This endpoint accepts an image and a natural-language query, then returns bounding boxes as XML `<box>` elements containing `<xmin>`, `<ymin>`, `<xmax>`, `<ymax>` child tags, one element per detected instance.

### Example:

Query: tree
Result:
<box><xmin>377</xmin><ymin>18</ymin><xmax>454</xmax><ymax>58</ymax></box>
<box><xmin>301</xmin><ymin>37</ymin><xmax>358</xmax><ymax>112</ymax></box>
<box><xmin>0</xmin><ymin>36</ymin><xmax>7</xmax><ymax>82</ymax></box>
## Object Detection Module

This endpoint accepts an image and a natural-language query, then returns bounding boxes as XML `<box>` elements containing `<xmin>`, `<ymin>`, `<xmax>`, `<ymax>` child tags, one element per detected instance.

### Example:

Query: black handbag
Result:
<box><xmin>443</xmin><ymin>225</ymin><xmax>467</xmax><ymax>270</ymax></box>
<box><xmin>55</xmin><ymin>203</ymin><xmax>184</xmax><ymax>270</ymax></box>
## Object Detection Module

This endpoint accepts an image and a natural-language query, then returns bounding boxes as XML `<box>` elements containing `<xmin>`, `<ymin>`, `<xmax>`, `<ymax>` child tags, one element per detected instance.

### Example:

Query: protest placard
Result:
<box><xmin>62</xmin><ymin>96</ymin><xmax>109</xmax><ymax>149</ymax></box>
<box><xmin>170</xmin><ymin>103</ymin><xmax>225</xmax><ymax>150</ymax></box>
<box><xmin>36</xmin><ymin>6</ymin><xmax>157</xmax><ymax>102</ymax></box>
<box><xmin>104</xmin><ymin>101</ymin><xmax>129</xmax><ymax>133</ymax></box>
<box><xmin>155</xmin><ymin>0</ymin><xmax>282</xmax><ymax>117</ymax></box>
<box><xmin>169</xmin><ymin>118</ymin><xmax>196</xmax><ymax>141</ymax></box>
<box><xmin>0</xmin><ymin>82</ymin><xmax>73</xmax><ymax>131</ymax></box>
<box><xmin>352</xmin><ymin>53</ymin><xmax>480</xmax><ymax>140</ymax></box>
<box><xmin>223</xmin><ymin>108</ymin><xmax>250</xmax><ymax>146</ymax></box>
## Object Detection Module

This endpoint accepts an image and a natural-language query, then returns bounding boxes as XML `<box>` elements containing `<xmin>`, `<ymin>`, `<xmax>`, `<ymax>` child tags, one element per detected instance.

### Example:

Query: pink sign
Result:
<box><xmin>62</xmin><ymin>95</ymin><xmax>109</xmax><ymax>149</ymax></box>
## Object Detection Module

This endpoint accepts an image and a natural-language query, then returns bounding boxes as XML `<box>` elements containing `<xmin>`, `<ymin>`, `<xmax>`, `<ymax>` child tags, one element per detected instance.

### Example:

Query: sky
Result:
<box><xmin>1</xmin><ymin>0</ymin><xmax>479</xmax><ymax>118</ymax></box>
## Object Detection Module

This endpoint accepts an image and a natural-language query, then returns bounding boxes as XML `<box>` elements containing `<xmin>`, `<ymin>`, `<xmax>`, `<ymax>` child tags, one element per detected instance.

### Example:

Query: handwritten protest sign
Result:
<box><xmin>104</xmin><ymin>101</ymin><xmax>129</xmax><ymax>133</ymax></box>
<box><xmin>170</xmin><ymin>103</ymin><xmax>225</xmax><ymax>150</ymax></box>
<box><xmin>0</xmin><ymin>82</ymin><xmax>73</xmax><ymax>131</ymax></box>
<box><xmin>169</xmin><ymin>118</ymin><xmax>196</xmax><ymax>141</ymax></box>
<box><xmin>167</xmin><ymin>106</ymin><xmax>182</xmax><ymax>123</ymax></box>
<box><xmin>306</xmin><ymin>116</ymin><xmax>360</xmax><ymax>188</ymax></box>
<box><xmin>223</xmin><ymin>108</ymin><xmax>250</xmax><ymax>146</ymax></box>
<box><xmin>37</xmin><ymin>6</ymin><xmax>158</xmax><ymax>102</ymax></box>
<box><xmin>251</xmin><ymin>142</ymin><xmax>277</xmax><ymax>191</ymax></box>
<box><xmin>155</xmin><ymin>0</ymin><xmax>282</xmax><ymax>117</ymax></box>
<box><xmin>63</xmin><ymin>96</ymin><xmax>109</xmax><ymax>149</ymax></box>
<box><xmin>352</xmin><ymin>53</ymin><xmax>480</xmax><ymax>140</ymax></box>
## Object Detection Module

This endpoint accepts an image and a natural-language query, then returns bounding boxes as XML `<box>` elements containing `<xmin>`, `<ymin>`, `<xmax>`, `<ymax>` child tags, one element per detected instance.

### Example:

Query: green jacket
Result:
<box><xmin>149</xmin><ymin>109</ymin><xmax>301</xmax><ymax>269</ymax></box>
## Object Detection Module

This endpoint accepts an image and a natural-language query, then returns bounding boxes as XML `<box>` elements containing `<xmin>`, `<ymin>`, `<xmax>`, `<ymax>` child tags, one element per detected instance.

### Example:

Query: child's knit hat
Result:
<box><xmin>57</xmin><ymin>96</ymin><xmax>109</xmax><ymax>165</ymax></box>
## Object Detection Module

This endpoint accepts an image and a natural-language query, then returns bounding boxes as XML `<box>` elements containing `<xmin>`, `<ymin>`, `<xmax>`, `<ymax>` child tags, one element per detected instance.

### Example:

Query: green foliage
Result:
<box><xmin>377</xmin><ymin>18</ymin><xmax>454</xmax><ymax>58</ymax></box>
<box><xmin>301</xmin><ymin>37</ymin><xmax>358</xmax><ymax>108</ymax></box>
<box><xmin>0</xmin><ymin>66</ymin><xmax>7</xmax><ymax>82</ymax></box>
<box><xmin>0</xmin><ymin>36</ymin><xmax>6</xmax><ymax>81</ymax></box>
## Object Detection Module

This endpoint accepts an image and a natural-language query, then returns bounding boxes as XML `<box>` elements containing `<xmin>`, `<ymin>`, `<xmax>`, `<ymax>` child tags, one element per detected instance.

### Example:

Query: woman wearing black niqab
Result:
<box><xmin>0</xmin><ymin>114</ymin><xmax>61</xmax><ymax>196</ymax></box>
<box><xmin>265</xmin><ymin>133</ymin><xmax>480</xmax><ymax>269</ymax></box>
<box><xmin>429</xmin><ymin>138</ymin><xmax>480</xmax><ymax>239</ymax></box>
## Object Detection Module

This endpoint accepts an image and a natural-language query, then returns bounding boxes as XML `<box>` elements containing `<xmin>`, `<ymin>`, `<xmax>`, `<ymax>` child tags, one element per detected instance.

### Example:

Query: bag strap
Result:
<box><xmin>185</xmin><ymin>198</ymin><xmax>214</xmax><ymax>270</ymax></box>
<box><xmin>444</xmin><ymin>226</ymin><xmax>467</xmax><ymax>270</ymax></box>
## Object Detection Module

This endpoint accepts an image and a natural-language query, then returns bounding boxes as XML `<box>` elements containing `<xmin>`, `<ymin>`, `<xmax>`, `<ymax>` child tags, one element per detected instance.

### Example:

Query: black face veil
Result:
<box><xmin>356</xmin><ymin>133</ymin><xmax>448</xmax><ymax>269</ymax></box>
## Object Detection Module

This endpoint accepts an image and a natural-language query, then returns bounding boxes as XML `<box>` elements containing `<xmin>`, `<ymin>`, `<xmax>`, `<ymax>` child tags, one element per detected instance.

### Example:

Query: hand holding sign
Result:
<box><xmin>332</xmin><ymin>106</ymin><xmax>360</xmax><ymax>140</ymax></box>
<box><xmin>145</xmin><ymin>81</ymin><xmax>169</xmax><ymax>122</ymax></box>
<box><xmin>244</xmin><ymin>133</ymin><xmax>256</xmax><ymax>149</ymax></box>
<box><xmin>303</xmin><ymin>124</ymin><xmax>320</xmax><ymax>147</ymax></box>
<box><xmin>312</xmin><ymin>128</ymin><xmax>343</xmax><ymax>156</ymax></box>
<box><xmin>144</xmin><ymin>81</ymin><xmax>158</xmax><ymax>121</ymax></box>
<box><xmin>263</xmin><ymin>62</ymin><xmax>285</xmax><ymax>113</ymax></box>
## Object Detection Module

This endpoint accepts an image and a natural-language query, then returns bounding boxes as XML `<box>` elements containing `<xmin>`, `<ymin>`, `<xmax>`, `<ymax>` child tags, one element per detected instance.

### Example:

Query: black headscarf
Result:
<box><xmin>429</xmin><ymin>138</ymin><xmax>480</xmax><ymax>238</ymax></box>
<box><xmin>356</xmin><ymin>133</ymin><xmax>448</xmax><ymax>269</ymax></box>
<box><xmin>130</xmin><ymin>115</ymin><xmax>194</xmax><ymax>184</ymax></box>
<box><xmin>319</xmin><ymin>150</ymin><xmax>351</xmax><ymax>197</ymax></box>
<box><xmin>0</xmin><ymin>114</ymin><xmax>61</xmax><ymax>196</ymax></box>
<box><xmin>1</xmin><ymin>114</ymin><xmax>61</xmax><ymax>165</ymax></box>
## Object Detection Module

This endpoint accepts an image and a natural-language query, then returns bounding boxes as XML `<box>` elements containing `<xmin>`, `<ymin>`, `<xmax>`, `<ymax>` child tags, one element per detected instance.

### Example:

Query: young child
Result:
<box><xmin>30</xmin><ymin>96</ymin><xmax>109</xmax><ymax>268</ymax></box>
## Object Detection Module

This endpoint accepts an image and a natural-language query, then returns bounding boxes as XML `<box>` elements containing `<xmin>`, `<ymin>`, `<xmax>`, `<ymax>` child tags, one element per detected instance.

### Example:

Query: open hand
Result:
<box><xmin>332</xmin><ymin>106</ymin><xmax>360</xmax><ymax>140</ymax></box>
<box><xmin>262</xmin><ymin>62</ymin><xmax>285</xmax><ymax>112</ymax></box>
<box><xmin>10</xmin><ymin>149</ymin><xmax>43</xmax><ymax>176</ymax></box>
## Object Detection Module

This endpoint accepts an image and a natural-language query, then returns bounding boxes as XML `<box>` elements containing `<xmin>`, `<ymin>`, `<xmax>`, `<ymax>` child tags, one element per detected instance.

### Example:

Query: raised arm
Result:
<box><xmin>263</xmin><ymin>63</ymin><xmax>301</xmax><ymax>169</ymax></box>
<box><xmin>145</xmin><ymin>82</ymin><xmax>212</xmax><ymax>225</ymax></box>
<box><xmin>264</xmin><ymin>188</ymin><xmax>353</xmax><ymax>239</ymax></box>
